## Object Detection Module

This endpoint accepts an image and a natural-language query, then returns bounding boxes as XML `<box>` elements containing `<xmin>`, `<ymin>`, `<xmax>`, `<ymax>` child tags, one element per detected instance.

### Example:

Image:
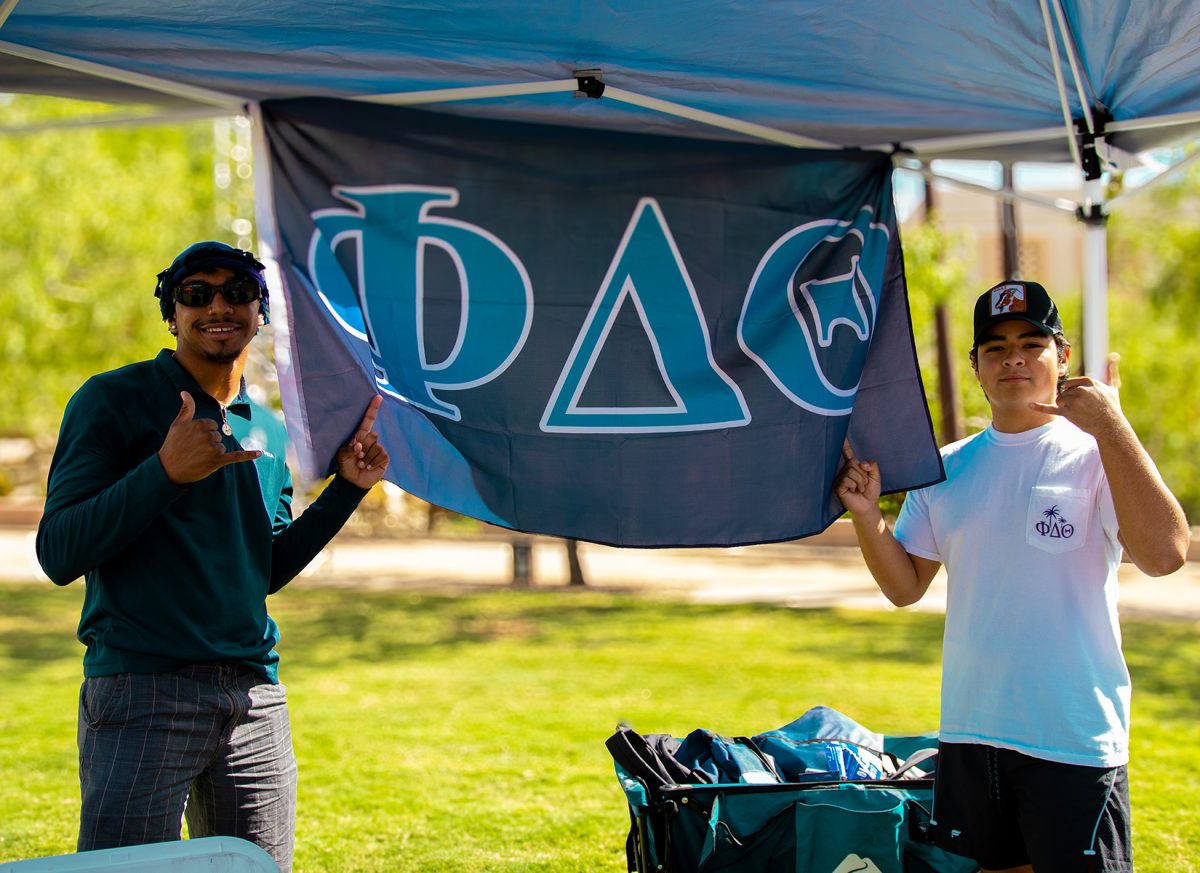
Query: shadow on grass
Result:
<box><xmin>5</xmin><ymin>584</ymin><xmax>1197</xmax><ymax>720</ymax></box>
<box><xmin>274</xmin><ymin>588</ymin><xmax>949</xmax><ymax>670</ymax></box>
<box><xmin>0</xmin><ymin>582</ymin><xmax>950</xmax><ymax>671</ymax></box>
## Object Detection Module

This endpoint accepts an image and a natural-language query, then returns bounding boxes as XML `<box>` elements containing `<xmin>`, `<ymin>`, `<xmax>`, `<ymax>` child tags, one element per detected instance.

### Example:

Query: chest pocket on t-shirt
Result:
<box><xmin>1026</xmin><ymin>485</ymin><xmax>1091</xmax><ymax>554</ymax></box>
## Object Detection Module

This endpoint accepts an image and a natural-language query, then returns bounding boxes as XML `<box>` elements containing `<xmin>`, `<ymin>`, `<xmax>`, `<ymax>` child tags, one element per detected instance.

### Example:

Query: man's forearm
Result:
<box><xmin>1097</xmin><ymin>422</ymin><xmax>1189</xmax><ymax>576</ymax></box>
<box><xmin>37</xmin><ymin>454</ymin><xmax>183</xmax><ymax>585</ymax></box>
<box><xmin>268</xmin><ymin>475</ymin><xmax>368</xmax><ymax>592</ymax></box>
<box><xmin>849</xmin><ymin>509</ymin><xmax>934</xmax><ymax>607</ymax></box>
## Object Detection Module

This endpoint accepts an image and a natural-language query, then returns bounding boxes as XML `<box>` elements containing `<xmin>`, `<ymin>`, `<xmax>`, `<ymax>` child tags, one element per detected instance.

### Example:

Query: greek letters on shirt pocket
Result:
<box><xmin>1026</xmin><ymin>485</ymin><xmax>1090</xmax><ymax>555</ymax></box>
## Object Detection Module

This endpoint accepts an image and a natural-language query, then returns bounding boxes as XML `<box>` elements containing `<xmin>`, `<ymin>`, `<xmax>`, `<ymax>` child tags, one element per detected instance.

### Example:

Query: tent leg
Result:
<box><xmin>1080</xmin><ymin>183</ymin><xmax>1108</xmax><ymax>378</ymax></box>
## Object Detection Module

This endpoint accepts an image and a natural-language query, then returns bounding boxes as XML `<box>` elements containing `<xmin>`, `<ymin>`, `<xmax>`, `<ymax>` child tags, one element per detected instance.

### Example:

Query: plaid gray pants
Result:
<box><xmin>77</xmin><ymin>664</ymin><xmax>297</xmax><ymax>872</ymax></box>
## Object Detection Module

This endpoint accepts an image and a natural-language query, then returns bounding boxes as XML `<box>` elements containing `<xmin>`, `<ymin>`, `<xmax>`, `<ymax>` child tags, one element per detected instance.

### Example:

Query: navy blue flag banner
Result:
<box><xmin>261</xmin><ymin>99</ymin><xmax>942</xmax><ymax>547</ymax></box>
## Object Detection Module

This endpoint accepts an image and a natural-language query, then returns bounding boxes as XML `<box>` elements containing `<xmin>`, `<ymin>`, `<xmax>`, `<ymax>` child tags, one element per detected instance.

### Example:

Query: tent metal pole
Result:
<box><xmin>1108</xmin><ymin>110</ymin><xmax>1200</xmax><ymax>134</ymax></box>
<box><xmin>1038</xmin><ymin>0</ymin><xmax>1083</xmax><ymax>169</ymax></box>
<box><xmin>0</xmin><ymin>39</ymin><xmax>243</xmax><ymax>109</ymax></box>
<box><xmin>358</xmin><ymin>79</ymin><xmax>577</xmax><ymax>105</ymax></box>
<box><xmin>1040</xmin><ymin>0</ymin><xmax>1107</xmax><ymax>375</ymax></box>
<box><xmin>602</xmin><ymin>86</ymin><xmax>838</xmax><ymax>150</ymax></box>
<box><xmin>0</xmin><ymin>0</ymin><xmax>21</xmax><ymax>31</ymax></box>
<box><xmin>898</xmin><ymin>125</ymin><xmax>1064</xmax><ymax>156</ymax></box>
<box><xmin>887</xmin><ymin>110</ymin><xmax>1200</xmax><ymax>158</ymax></box>
<box><xmin>351</xmin><ymin>76</ymin><xmax>1193</xmax><ymax>160</ymax></box>
<box><xmin>1080</xmin><ymin>178</ymin><xmax>1108</xmax><ymax>378</ymax></box>
<box><xmin>919</xmin><ymin>167</ymin><xmax>1076</xmax><ymax>214</ymax></box>
<box><xmin>361</xmin><ymin>78</ymin><xmax>843</xmax><ymax>151</ymax></box>
<box><xmin>1049</xmin><ymin>0</ymin><xmax>1096</xmax><ymax>135</ymax></box>
<box><xmin>0</xmin><ymin>106</ymin><xmax>228</xmax><ymax>135</ymax></box>
<box><xmin>1107</xmin><ymin>146</ymin><xmax>1200</xmax><ymax>206</ymax></box>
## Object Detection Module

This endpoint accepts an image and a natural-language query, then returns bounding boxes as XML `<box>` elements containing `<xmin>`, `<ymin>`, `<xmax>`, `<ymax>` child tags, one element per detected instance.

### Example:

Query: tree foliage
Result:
<box><xmin>0</xmin><ymin>95</ymin><xmax>222</xmax><ymax>437</ymax></box>
<box><xmin>1106</xmin><ymin>162</ymin><xmax>1200</xmax><ymax>521</ymax></box>
<box><xmin>899</xmin><ymin>216</ymin><xmax>993</xmax><ymax>436</ymax></box>
<box><xmin>1109</xmin><ymin>159</ymin><xmax>1200</xmax><ymax>317</ymax></box>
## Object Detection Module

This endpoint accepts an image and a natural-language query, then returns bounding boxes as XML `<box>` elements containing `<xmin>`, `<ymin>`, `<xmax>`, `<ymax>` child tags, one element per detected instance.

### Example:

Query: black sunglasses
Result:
<box><xmin>173</xmin><ymin>276</ymin><xmax>262</xmax><ymax>308</ymax></box>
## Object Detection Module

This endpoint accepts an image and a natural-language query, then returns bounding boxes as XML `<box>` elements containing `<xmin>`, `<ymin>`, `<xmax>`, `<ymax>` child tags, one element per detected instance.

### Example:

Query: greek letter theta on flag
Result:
<box><xmin>262</xmin><ymin>98</ymin><xmax>942</xmax><ymax>547</ymax></box>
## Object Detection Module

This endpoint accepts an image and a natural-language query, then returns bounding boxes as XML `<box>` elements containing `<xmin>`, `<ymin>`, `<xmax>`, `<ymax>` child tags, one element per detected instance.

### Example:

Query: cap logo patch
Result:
<box><xmin>990</xmin><ymin>283</ymin><xmax>1027</xmax><ymax>315</ymax></box>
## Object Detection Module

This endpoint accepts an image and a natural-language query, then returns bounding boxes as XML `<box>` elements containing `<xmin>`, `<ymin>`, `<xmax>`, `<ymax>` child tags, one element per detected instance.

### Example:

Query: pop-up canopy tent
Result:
<box><xmin>3</xmin><ymin>0</ymin><xmax>1199</xmax><ymax>376</ymax></box>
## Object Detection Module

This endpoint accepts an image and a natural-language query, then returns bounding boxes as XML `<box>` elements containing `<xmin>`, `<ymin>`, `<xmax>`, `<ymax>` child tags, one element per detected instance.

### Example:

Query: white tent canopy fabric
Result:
<box><xmin>3</xmin><ymin>0</ymin><xmax>1199</xmax><ymax>372</ymax></box>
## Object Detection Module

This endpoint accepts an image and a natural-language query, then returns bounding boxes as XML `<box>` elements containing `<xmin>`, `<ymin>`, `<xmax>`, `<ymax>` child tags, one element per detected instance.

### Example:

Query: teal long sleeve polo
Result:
<box><xmin>36</xmin><ymin>349</ymin><xmax>367</xmax><ymax>682</ymax></box>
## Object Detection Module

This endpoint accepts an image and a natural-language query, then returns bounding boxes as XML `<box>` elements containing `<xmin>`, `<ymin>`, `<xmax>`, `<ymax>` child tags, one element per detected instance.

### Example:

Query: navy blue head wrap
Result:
<box><xmin>154</xmin><ymin>241</ymin><xmax>270</xmax><ymax>324</ymax></box>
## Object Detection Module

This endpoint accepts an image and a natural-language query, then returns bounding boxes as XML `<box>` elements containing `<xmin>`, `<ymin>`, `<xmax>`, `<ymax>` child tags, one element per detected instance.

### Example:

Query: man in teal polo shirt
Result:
<box><xmin>36</xmin><ymin>241</ymin><xmax>390</xmax><ymax>872</ymax></box>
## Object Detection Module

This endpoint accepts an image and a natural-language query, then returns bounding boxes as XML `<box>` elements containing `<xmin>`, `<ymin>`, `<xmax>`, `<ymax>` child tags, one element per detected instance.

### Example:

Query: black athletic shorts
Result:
<box><xmin>930</xmin><ymin>742</ymin><xmax>1132</xmax><ymax>872</ymax></box>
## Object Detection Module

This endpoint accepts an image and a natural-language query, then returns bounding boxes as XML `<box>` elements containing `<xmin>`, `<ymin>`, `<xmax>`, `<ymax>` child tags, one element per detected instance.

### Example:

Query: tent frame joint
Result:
<box><xmin>1075</xmin><ymin>109</ymin><xmax>1111</xmax><ymax>181</ymax></box>
<box><xmin>573</xmin><ymin>69</ymin><xmax>605</xmax><ymax>99</ymax></box>
<box><xmin>1076</xmin><ymin>203</ymin><xmax>1107</xmax><ymax>226</ymax></box>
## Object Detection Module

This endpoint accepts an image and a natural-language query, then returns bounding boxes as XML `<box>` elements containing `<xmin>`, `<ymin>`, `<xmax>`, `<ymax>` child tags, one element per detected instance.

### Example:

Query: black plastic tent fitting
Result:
<box><xmin>573</xmin><ymin>69</ymin><xmax>605</xmax><ymax>99</ymax></box>
<box><xmin>1076</xmin><ymin>203</ymin><xmax>1108</xmax><ymax>226</ymax></box>
<box><xmin>1075</xmin><ymin>110</ymin><xmax>1113</xmax><ymax>182</ymax></box>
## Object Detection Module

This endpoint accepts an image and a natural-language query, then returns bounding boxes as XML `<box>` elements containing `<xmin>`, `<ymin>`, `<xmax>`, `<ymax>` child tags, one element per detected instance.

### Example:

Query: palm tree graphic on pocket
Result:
<box><xmin>1036</xmin><ymin>505</ymin><xmax>1075</xmax><ymax>539</ymax></box>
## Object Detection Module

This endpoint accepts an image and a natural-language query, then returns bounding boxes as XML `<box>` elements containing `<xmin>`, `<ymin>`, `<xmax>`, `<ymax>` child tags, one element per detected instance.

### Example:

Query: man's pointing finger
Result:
<box><xmin>351</xmin><ymin>395</ymin><xmax>383</xmax><ymax>447</ymax></box>
<box><xmin>357</xmin><ymin>395</ymin><xmax>382</xmax><ymax>431</ymax></box>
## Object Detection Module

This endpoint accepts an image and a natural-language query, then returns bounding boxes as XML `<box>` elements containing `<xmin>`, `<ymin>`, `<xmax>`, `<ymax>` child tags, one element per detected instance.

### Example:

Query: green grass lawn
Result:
<box><xmin>1</xmin><ymin>582</ymin><xmax>1197</xmax><ymax>871</ymax></box>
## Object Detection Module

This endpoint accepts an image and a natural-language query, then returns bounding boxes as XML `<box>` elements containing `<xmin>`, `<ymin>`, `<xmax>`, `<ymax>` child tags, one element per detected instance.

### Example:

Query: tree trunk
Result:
<box><xmin>566</xmin><ymin>538</ymin><xmax>587</xmax><ymax>586</ymax></box>
<box><xmin>1000</xmin><ymin>162</ymin><xmax>1019</xmax><ymax>279</ymax></box>
<box><xmin>935</xmin><ymin>304</ymin><xmax>964</xmax><ymax>444</ymax></box>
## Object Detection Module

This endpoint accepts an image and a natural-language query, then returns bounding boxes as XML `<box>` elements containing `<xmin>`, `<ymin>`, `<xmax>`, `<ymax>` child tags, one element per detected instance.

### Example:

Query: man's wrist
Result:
<box><xmin>1090</xmin><ymin>414</ymin><xmax>1137</xmax><ymax>449</ymax></box>
<box><xmin>848</xmin><ymin>505</ymin><xmax>885</xmax><ymax>527</ymax></box>
<box><xmin>155</xmin><ymin>450</ymin><xmax>187</xmax><ymax>488</ymax></box>
<box><xmin>330</xmin><ymin>473</ymin><xmax>371</xmax><ymax>497</ymax></box>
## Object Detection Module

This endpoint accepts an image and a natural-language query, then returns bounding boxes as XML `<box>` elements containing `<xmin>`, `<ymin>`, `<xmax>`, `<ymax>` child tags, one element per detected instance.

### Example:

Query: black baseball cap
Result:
<box><xmin>154</xmin><ymin>241</ymin><xmax>270</xmax><ymax>323</ymax></box>
<box><xmin>972</xmin><ymin>280</ymin><xmax>1062</xmax><ymax>347</ymax></box>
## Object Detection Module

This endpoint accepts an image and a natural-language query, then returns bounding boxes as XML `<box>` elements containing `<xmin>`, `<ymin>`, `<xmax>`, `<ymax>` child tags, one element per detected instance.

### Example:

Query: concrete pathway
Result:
<box><xmin>6</xmin><ymin>526</ymin><xmax>1200</xmax><ymax>621</ymax></box>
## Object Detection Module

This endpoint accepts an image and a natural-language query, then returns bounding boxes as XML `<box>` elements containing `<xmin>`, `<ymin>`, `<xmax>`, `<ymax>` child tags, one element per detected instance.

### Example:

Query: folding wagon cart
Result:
<box><xmin>608</xmin><ymin>707</ymin><xmax>979</xmax><ymax>873</ymax></box>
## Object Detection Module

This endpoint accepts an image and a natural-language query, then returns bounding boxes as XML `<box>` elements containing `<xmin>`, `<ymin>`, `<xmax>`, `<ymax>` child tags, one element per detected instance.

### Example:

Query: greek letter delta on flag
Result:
<box><xmin>262</xmin><ymin>99</ymin><xmax>942</xmax><ymax>547</ymax></box>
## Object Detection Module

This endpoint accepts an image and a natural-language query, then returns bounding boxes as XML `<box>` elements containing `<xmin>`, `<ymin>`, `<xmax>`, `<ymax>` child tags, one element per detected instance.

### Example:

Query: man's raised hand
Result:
<box><xmin>335</xmin><ymin>395</ymin><xmax>390</xmax><ymax>489</ymax></box>
<box><xmin>158</xmin><ymin>391</ymin><xmax>261</xmax><ymax>485</ymax></box>
<box><xmin>834</xmin><ymin>438</ymin><xmax>882</xmax><ymax>517</ymax></box>
<box><xmin>1029</xmin><ymin>376</ymin><xmax>1126</xmax><ymax>440</ymax></box>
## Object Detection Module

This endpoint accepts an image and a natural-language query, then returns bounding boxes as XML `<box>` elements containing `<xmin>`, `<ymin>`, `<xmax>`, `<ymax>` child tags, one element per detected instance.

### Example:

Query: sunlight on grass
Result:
<box><xmin>0</xmin><ymin>584</ymin><xmax>1196</xmax><ymax>870</ymax></box>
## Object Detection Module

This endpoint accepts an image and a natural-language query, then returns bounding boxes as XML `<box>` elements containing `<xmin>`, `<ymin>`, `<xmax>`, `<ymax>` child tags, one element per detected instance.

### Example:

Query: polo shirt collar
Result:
<box><xmin>154</xmin><ymin>348</ymin><xmax>252</xmax><ymax>419</ymax></box>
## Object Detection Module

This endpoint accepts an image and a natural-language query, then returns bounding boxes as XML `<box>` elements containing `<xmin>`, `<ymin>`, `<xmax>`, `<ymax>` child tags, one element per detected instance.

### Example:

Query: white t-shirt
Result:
<box><xmin>894</xmin><ymin>418</ymin><xmax>1129</xmax><ymax>767</ymax></box>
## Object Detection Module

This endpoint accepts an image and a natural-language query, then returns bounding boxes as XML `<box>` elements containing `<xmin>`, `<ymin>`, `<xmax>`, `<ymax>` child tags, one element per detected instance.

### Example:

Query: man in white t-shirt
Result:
<box><xmin>834</xmin><ymin>280</ymin><xmax>1189</xmax><ymax>873</ymax></box>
